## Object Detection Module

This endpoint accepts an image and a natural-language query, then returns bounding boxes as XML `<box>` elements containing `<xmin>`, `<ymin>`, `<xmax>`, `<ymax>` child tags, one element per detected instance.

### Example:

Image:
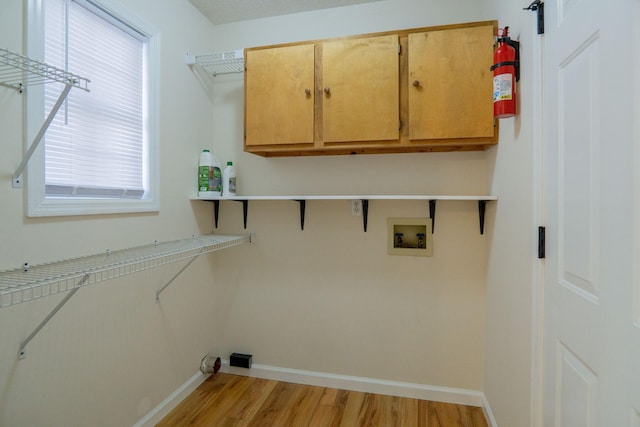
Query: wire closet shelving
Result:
<box><xmin>0</xmin><ymin>234</ymin><xmax>248</xmax><ymax>309</ymax></box>
<box><xmin>0</xmin><ymin>47</ymin><xmax>91</xmax><ymax>188</ymax></box>
<box><xmin>0</xmin><ymin>234</ymin><xmax>249</xmax><ymax>359</ymax></box>
<box><xmin>185</xmin><ymin>49</ymin><xmax>244</xmax><ymax>76</ymax></box>
<box><xmin>0</xmin><ymin>47</ymin><xmax>90</xmax><ymax>92</ymax></box>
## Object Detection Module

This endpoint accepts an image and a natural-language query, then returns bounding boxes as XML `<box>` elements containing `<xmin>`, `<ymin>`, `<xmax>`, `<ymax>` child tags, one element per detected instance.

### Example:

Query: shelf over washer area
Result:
<box><xmin>185</xmin><ymin>49</ymin><xmax>244</xmax><ymax>76</ymax></box>
<box><xmin>193</xmin><ymin>195</ymin><xmax>498</xmax><ymax>234</ymax></box>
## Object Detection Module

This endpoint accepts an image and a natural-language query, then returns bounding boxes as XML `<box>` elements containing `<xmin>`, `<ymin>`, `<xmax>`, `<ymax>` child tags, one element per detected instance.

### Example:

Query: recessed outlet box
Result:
<box><xmin>388</xmin><ymin>218</ymin><xmax>433</xmax><ymax>257</ymax></box>
<box><xmin>230</xmin><ymin>353</ymin><xmax>252</xmax><ymax>368</ymax></box>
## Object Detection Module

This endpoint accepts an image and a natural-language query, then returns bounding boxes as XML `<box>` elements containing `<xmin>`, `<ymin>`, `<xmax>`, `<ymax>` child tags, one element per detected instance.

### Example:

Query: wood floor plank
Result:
<box><xmin>457</xmin><ymin>404</ymin><xmax>475</xmax><ymax>426</ymax></box>
<box><xmin>157</xmin><ymin>373</ymin><xmax>242</xmax><ymax>426</ymax></box>
<box><xmin>398</xmin><ymin>396</ymin><xmax>420</xmax><ymax>427</ymax></box>
<box><xmin>308</xmin><ymin>388</ymin><xmax>349</xmax><ymax>427</ymax></box>
<box><xmin>286</xmin><ymin>384</ymin><xmax>325</xmax><ymax>426</ymax></box>
<box><xmin>156</xmin><ymin>373</ymin><xmax>489</xmax><ymax>427</ymax></box>
<box><xmin>247</xmin><ymin>380</ymin><xmax>301</xmax><ymax>426</ymax></box>
<box><xmin>418</xmin><ymin>398</ymin><xmax>430</xmax><ymax>426</ymax></box>
<box><xmin>387</xmin><ymin>395</ymin><xmax>402</xmax><ymax>426</ymax></box>
<box><xmin>471</xmin><ymin>407</ymin><xmax>489</xmax><ymax>427</ymax></box>
<box><xmin>216</xmin><ymin>417</ymin><xmax>249</xmax><ymax>427</ymax></box>
<box><xmin>356</xmin><ymin>393</ymin><xmax>377</xmax><ymax>426</ymax></box>
<box><xmin>308</xmin><ymin>405</ymin><xmax>338</xmax><ymax>427</ymax></box>
<box><xmin>430</xmin><ymin>401</ymin><xmax>463</xmax><ymax>426</ymax></box>
<box><xmin>359</xmin><ymin>393</ymin><xmax>385</xmax><ymax>426</ymax></box>
<box><xmin>318</xmin><ymin>387</ymin><xmax>340</xmax><ymax>406</ymax></box>
<box><xmin>338</xmin><ymin>390</ymin><xmax>366</xmax><ymax>426</ymax></box>
<box><xmin>225</xmin><ymin>377</ymin><xmax>278</xmax><ymax>422</ymax></box>
<box><xmin>187</xmin><ymin>375</ymin><xmax>255</xmax><ymax>426</ymax></box>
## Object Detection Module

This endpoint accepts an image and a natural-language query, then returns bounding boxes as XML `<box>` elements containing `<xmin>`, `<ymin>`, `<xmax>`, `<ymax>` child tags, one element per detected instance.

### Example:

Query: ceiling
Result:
<box><xmin>188</xmin><ymin>0</ymin><xmax>385</xmax><ymax>25</ymax></box>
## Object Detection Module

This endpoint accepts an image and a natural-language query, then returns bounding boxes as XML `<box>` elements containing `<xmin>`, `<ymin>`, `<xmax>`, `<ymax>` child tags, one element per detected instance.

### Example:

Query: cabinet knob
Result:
<box><xmin>324</xmin><ymin>87</ymin><xmax>331</xmax><ymax>94</ymax></box>
<box><xmin>413</xmin><ymin>80</ymin><xmax>420</xmax><ymax>87</ymax></box>
<box><xmin>305</xmin><ymin>88</ymin><xmax>311</xmax><ymax>96</ymax></box>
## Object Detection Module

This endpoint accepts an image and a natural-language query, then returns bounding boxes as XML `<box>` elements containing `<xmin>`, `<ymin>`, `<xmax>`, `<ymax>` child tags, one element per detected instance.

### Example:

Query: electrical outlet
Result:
<box><xmin>351</xmin><ymin>199</ymin><xmax>362</xmax><ymax>216</ymax></box>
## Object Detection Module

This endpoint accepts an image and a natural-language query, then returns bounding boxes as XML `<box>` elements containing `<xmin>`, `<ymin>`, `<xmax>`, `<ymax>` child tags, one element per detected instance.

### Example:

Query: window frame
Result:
<box><xmin>25</xmin><ymin>0</ymin><xmax>160</xmax><ymax>217</ymax></box>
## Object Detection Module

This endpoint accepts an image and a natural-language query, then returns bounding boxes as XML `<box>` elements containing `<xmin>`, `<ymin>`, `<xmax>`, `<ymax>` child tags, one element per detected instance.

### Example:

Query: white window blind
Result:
<box><xmin>43</xmin><ymin>0</ymin><xmax>147</xmax><ymax>198</ymax></box>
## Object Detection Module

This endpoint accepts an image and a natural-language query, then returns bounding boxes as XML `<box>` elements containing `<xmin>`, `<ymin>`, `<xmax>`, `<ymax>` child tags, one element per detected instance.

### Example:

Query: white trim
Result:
<box><xmin>25</xmin><ymin>0</ymin><xmax>161</xmax><ymax>217</ymax></box>
<box><xmin>219</xmin><ymin>360</ymin><xmax>486</xmax><ymax>407</ymax></box>
<box><xmin>632</xmin><ymin>0</ymin><xmax>640</xmax><ymax>329</ymax></box>
<box><xmin>530</xmin><ymin>9</ymin><xmax>546</xmax><ymax>427</ymax></box>
<box><xmin>482</xmin><ymin>393</ymin><xmax>499</xmax><ymax>427</ymax></box>
<box><xmin>133</xmin><ymin>371</ymin><xmax>209</xmax><ymax>427</ymax></box>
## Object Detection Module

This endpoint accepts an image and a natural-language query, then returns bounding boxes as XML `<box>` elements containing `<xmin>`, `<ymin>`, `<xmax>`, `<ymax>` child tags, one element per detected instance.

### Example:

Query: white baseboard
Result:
<box><xmin>133</xmin><ymin>371</ymin><xmax>209</xmax><ymax>427</ymax></box>
<box><xmin>134</xmin><ymin>362</ymin><xmax>499</xmax><ymax>427</ymax></box>
<box><xmin>221</xmin><ymin>360</ymin><xmax>486</xmax><ymax>408</ymax></box>
<box><xmin>481</xmin><ymin>393</ymin><xmax>499</xmax><ymax>427</ymax></box>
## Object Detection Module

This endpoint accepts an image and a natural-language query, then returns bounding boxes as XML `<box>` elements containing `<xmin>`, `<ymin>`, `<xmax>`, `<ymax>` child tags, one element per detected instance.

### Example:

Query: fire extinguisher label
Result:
<box><xmin>493</xmin><ymin>74</ymin><xmax>513</xmax><ymax>102</ymax></box>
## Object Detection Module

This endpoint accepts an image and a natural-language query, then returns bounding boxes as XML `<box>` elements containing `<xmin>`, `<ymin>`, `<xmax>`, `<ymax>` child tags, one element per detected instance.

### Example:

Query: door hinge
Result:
<box><xmin>538</xmin><ymin>226</ymin><xmax>545</xmax><ymax>259</ymax></box>
<box><xmin>399</xmin><ymin>120</ymin><xmax>402</xmax><ymax>130</ymax></box>
<box><xmin>398</xmin><ymin>44</ymin><xmax>401</xmax><ymax>55</ymax></box>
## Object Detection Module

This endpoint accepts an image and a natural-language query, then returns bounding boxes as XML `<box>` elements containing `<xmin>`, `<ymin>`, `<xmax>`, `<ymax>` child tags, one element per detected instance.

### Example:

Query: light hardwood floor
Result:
<box><xmin>157</xmin><ymin>373</ymin><xmax>489</xmax><ymax>426</ymax></box>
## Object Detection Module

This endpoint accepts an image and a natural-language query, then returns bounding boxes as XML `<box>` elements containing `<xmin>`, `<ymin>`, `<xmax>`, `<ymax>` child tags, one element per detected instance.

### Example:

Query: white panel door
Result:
<box><xmin>543</xmin><ymin>0</ymin><xmax>640</xmax><ymax>426</ymax></box>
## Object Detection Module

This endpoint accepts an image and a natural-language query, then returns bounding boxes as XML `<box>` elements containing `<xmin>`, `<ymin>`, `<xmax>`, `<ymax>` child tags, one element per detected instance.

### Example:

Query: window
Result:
<box><xmin>26</xmin><ymin>0</ymin><xmax>159</xmax><ymax>216</ymax></box>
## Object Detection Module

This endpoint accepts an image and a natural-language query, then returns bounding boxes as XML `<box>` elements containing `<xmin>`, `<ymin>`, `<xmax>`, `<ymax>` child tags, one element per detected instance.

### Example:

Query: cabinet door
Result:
<box><xmin>408</xmin><ymin>25</ymin><xmax>494</xmax><ymax>140</ymax></box>
<box><xmin>245</xmin><ymin>45</ymin><xmax>315</xmax><ymax>146</ymax></box>
<box><xmin>322</xmin><ymin>35</ymin><xmax>399</xmax><ymax>143</ymax></box>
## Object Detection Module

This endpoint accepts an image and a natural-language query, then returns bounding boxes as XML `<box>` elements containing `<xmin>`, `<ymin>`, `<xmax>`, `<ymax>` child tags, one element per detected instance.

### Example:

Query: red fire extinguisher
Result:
<box><xmin>491</xmin><ymin>27</ymin><xmax>520</xmax><ymax>118</ymax></box>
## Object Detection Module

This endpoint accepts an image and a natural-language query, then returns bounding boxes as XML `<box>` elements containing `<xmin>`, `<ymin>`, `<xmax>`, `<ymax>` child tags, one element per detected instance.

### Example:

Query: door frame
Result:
<box><xmin>530</xmin><ymin>9</ymin><xmax>545</xmax><ymax>427</ymax></box>
<box><xmin>633</xmin><ymin>0</ymin><xmax>640</xmax><ymax>332</ymax></box>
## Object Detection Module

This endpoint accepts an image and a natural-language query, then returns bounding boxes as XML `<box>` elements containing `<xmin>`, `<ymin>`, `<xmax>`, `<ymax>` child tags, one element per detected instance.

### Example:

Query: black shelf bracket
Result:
<box><xmin>233</xmin><ymin>200</ymin><xmax>249</xmax><ymax>229</ymax></box>
<box><xmin>207</xmin><ymin>199</ymin><xmax>248</xmax><ymax>229</ymax></box>
<box><xmin>478</xmin><ymin>200</ymin><xmax>488</xmax><ymax>235</ymax></box>
<box><xmin>429</xmin><ymin>200</ymin><xmax>436</xmax><ymax>233</ymax></box>
<box><xmin>362</xmin><ymin>199</ymin><xmax>369</xmax><ymax>232</ymax></box>
<box><xmin>213</xmin><ymin>200</ymin><xmax>220</xmax><ymax>228</ymax></box>
<box><xmin>203</xmin><ymin>197</ymin><xmax>493</xmax><ymax>234</ymax></box>
<box><xmin>295</xmin><ymin>200</ymin><xmax>306</xmax><ymax>230</ymax></box>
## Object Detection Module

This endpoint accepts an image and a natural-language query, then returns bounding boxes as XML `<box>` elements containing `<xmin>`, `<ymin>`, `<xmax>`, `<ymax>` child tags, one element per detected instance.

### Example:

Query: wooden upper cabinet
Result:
<box><xmin>245</xmin><ymin>44</ymin><xmax>315</xmax><ymax>146</ymax></box>
<box><xmin>408</xmin><ymin>25</ymin><xmax>495</xmax><ymax>140</ymax></box>
<box><xmin>322</xmin><ymin>35</ymin><xmax>399</xmax><ymax>143</ymax></box>
<box><xmin>244</xmin><ymin>21</ymin><xmax>497</xmax><ymax>156</ymax></box>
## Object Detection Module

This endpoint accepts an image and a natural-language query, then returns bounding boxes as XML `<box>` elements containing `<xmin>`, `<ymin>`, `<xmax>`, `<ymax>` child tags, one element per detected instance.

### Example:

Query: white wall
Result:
<box><xmin>0</xmin><ymin>0</ymin><xmax>538</xmax><ymax>425</ymax></box>
<box><xmin>0</xmin><ymin>0</ymin><xmax>227</xmax><ymax>425</ymax></box>
<box><xmin>207</xmin><ymin>0</ymin><xmax>494</xmax><ymax>392</ymax></box>
<box><xmin>483</xmin><ymin>0</ymin><xmax>537</xmax><ymax>426</ymax></box>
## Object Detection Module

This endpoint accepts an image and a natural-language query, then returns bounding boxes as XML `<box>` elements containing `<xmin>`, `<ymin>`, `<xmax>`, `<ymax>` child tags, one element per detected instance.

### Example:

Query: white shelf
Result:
<box><xmin>4</xmin><ymin>233</ymin><xmax>249</xmax><ymax>359</ymax></box>
<box><xmin>0</xmin><ymin>234</ymin><xmax>248</xmax><ymax>309</ymax></box>
<box><xmin>1</xmin><ymin>47</ymin><xmax>91</xmax><ymax>188</ymax></box>
<box><xmin>193</xmin><ymin>195</ymin><xmax>497</xmax><ymax>233</ymax></box>
<box><xmin>0</xmin><ymin>47</ymin><xmax>90</xmax><ymax>92</ymax></box>
<box><xmin>194</xmin><ymin>195</ymin><xmax>497</xmax><ymax>201</ymax></box>
<box><xmin>185</xmin><ymin>50</ymin><xmax>244</xmax><ymax>76</ymax></box>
